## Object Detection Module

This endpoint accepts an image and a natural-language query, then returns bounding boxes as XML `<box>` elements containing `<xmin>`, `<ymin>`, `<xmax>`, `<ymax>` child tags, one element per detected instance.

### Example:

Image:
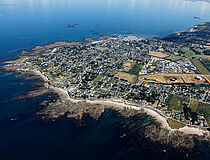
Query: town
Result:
<box><xmin>24</xmin><ymin>23</ymin><xmax>210</xmax><ymax>129</ymax></box>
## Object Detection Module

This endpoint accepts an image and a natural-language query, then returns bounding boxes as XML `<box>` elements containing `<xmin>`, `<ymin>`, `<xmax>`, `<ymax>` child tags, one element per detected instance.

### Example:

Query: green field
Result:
<box><xmin>167</xmin><ymin>95</ymin><xmax>189</xmax><ymax>111</ymax></box>
<box><xmin>129</xmin><ymin>63</ymin><xmax>143</xmax><ymax>77</ymax></box>
<box><xmin>166</xmin><ymin>55</ymin><xmax>182</xmax><ymax>61</ymax></box>
<box><xmin>93</xmin><ymin>75</ymin><xmax>102</xmax><ymax>84</ymax></box>
<box><xmin>200</xmin><ymin>58</ymin><xmax>210</xmax><ymax>72</ymax></box>
<box><xmin>190</xmin><ymin>100</ymin><xmax>199</xmax><ymax>112</ymax></box>
<box><xmin>191</xmin><ymin>59</ymin><xmax>210</xmax><ymax>74</ymax></box>
<box><xmin>197</xmin><ymin>102</ymin><xmax>210</xmax><ymax>125</ymax></box>
<box><xmin>181</xmin><ymin>49</ymin><xmax>196</xmax><ymax>58</ymax></box>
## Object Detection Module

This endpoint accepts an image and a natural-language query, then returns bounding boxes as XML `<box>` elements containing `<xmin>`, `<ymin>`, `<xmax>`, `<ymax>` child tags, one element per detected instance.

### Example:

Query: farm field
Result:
<box><xmin>167</xmin><ymin>96</ymin><xmax>210</xmax><ymax>126</ymax></box>
<box><xmin>200</xmin><ymin>58</ymin><xmax>210</xmax><ymax>72</ymax></box>
<box><xmin>191</xmin><ymin>59</ymin><xmax>210</xmax><ymax>74</ymax></box>
<box><xmin>181</xmin><ymin>49</ymin><xmax>196</xmax><ymax>58</ymax></box>
<box><xmin>116</xmin><ymin>72</ymin><xmax>137</xmax><ymax>83</ymax></box>
<box><xmin>165</xmin><ymin>55</ymin><xmax>182</xmax><ymax>61</ymax></box>
<box><xmin>149</xmin><ymin>51</ymin><xmax>169</xmax><ymax>58</ymax></box>
<box><xmin>139</xmin><ymin>74</ymin><xmax>210</xmax><ymax>84</ymax></box>
<box><xmin>195</xmin><ymin>55</ymin><xmax>210</xmax><ymax>60</ymax></box>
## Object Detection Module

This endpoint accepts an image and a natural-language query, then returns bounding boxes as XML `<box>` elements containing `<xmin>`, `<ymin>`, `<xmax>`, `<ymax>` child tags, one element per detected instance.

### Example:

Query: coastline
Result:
<box><xmin>0</xmin><ymin>31</ymin><xmax>209</xmax><ymax>139</ymax></box>
<box><xmin>29</xmin><ymin>66</ymin><xmax>209</xmax><ymax>137</ymax></box>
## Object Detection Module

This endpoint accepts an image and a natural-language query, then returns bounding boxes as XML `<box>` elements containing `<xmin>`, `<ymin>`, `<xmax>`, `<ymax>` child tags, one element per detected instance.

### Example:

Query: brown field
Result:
<box><xmin>139</xmin><ymin>74</ymin><xmax>210</xmax><ymax>84</ymax></box>
<box><xmin>116</xmin><ymin>72</ymin><xmax>137</xmax><ymax>83</ymax></box>
<box><xmin>205</xmin><ymin>75</ymin><xmax>210</xmax><ymax>83</ymax></box>
<box><xmin>123</xmin><ymin>60</ymin><xmax>135</xmax><ymax>70</ymax></box>
<box><xmin>195</xmin><ymin>55</ymin><xmax>210</xmax><ymax>60</ymax></box>
<box><xmin>167</xmin><ymin>119</ymin><xmax>185</xmax><ymax>129</ymax></box>
<box><xmin>174</xmin><ymin>52</ymin><xmax>179</xmax><ymax>55</ymax></box>
<box><xmin>149</xmin><ymin>51</ymin><xmax>169</xmax><ymax>58</ymax></box>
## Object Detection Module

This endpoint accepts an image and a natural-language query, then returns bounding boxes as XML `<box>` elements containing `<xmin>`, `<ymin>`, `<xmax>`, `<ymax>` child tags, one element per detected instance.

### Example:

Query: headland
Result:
<box><xmin>1</xmin><ymin>23</ymin><xmax>210</xmax><ymax>151</ymax></box>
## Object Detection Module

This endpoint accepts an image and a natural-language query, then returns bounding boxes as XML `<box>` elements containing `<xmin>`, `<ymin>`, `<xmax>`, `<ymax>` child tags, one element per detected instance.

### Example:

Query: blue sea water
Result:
<box><xmin>0</xmin><ymin>0</ymin><xmax>210</xmax><ymax>159</ymax></box>
<box><xmin>0</xmin><ymin>0</ymin><xmax>210</xmax><ymax>59</ymax></box>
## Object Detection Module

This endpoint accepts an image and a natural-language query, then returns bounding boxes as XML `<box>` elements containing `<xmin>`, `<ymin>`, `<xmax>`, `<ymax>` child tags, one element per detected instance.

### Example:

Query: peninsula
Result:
<box><xmin>1</xmin><ymin>22</ymin><xmax>210</xmax><ymax>150</ymax></box>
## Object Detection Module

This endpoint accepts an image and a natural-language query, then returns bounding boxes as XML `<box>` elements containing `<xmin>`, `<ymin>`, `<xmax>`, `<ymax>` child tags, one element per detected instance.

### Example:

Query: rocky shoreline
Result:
<box><xmin>0</xmin><ymin>35</ymin><xmax>210</xmax><ymax>153</ymax></box>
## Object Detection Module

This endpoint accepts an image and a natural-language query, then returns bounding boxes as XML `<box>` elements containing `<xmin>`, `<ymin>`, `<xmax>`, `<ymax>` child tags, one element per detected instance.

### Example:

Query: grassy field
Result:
<box><xmin>197</xmin><ymin>102</ymin><xmax>210</xmax><ymax>125</ymax></box>
<box><xmin>167</xmin><ymin>118</ymin><xmax>185</xmax><ymax>129</ymax></box>
<box><xmin>195</xmin><ymin>55</ymin><xmax>210</xmax><ymax>60</ymax></box>
<box><xmin>166</xmin><ymin>55</ymin><xmax>182</xmax><ymax>61</ymax></box>
<box><xmin>191</xmin><ymin>59</ymin><xmax>210</xmax><ymax>74</ymax></box>
<box><xmin>190</xmin><ymin>100</ymin><xmax>199</xmax><ymax>112</ymax></box>
<box><xmin>200</xmin><ymin>58</ymin><xmax>210</xmax><ymax>72</ymax></box>
<box><xmin>181</xmin><ymin>49</ymin><xmax>196</xmax><ymax>58</ymax></box>
<box><xmin>116</xmin><ymin>72</ymin><xmax>137</xmax><ymax>83</ymax></box>
<box><xmin>167</xmin><ymin>95</ymin><xmax>189</xmax><ymax>111</ymax></box>
<box><xmin>149</xmin><ymin>51</ymin><xmax>169</xmax><ymax>58</ymax></box>
<box><xmin>129</xmin><ymin>63</ymin><xmax>143</xmax><ymax>77</ymax></box>
<box><xmin>93</xmin><ymin>75</ymin><xmax>102</xmax><ymax>84</ymax></box>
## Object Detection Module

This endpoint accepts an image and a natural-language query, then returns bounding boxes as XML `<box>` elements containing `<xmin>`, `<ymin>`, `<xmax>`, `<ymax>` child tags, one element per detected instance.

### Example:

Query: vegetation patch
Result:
<box><xmin>93</xmin><ymin>75</ymin><xmax>102</xmax><ymax>84</ymax></box>
<box><xmin>191</xmin><ymin>59</ymin><xmax>210</xmax><ymax>74</ymax></box>
<box><xmin>116</xmin><ymin>72</ymin><xmax>137</xmax><ymax>83</ymax></box>
<box><xmin>197</xmin><ymin>102</ymin><xmax>210</xmax><ymax>125</ymax></box>
<box><xmin>190</xmin><ymin>100</ymin><xmax>199</xmax><ymax>112</ymax></box>
<box><xmin>149</xmin><ymin>51</ymin><xmax>169</xmax><ymax>58</ymax></box>
<box><xmin>166</xmin><ymin>55</ymin><xmax>182</xmax><ymax>61</ymax></box>
<box><xmin>167</xmin><ymin>118</ymin><xmax>185</xmax><ymax>129</ymax></box>
<box><xmin>167</xmin><ymin>95</ymin><xmax>189</xmax><ymax>111</ymax></box>
<box><xmin>129</xmin><ymin>63</ymin><xmax>143</xmax><ymax>77</ymax></box>
<box><xmin>200</xmin><ymin>58</ymin><xmax>210</xmax><ymax>72</ymax></box>
<box><xmin>195</xmin><ymin>55</ymin><xmax>210</xmax><ymax>60</ymax></box>
<box><xmin>181</xmin><ymin>49</ymin><xmax>196</xmax><ymax>58</ymax></box>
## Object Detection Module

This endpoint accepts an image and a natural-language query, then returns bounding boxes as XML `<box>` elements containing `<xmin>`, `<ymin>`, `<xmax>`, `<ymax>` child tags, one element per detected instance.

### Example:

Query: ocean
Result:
<box><xmin>0</xmin><ymin>0</ymin><xmax>210</xmax><ymax>159</ymax></box>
